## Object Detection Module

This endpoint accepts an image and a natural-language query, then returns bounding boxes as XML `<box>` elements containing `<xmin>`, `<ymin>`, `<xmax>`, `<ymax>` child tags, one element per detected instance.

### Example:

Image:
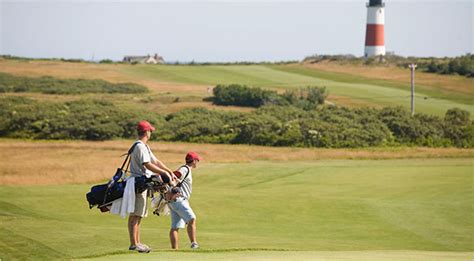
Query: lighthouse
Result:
<box><xmin>364</xmin><ymin>0</ymin><xmax>385</xmax><ymax>57</ymax></box>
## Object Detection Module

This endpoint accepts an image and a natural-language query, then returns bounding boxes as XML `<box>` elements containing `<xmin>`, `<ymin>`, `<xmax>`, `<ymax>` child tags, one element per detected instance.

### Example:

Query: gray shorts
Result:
<box><xmin>131</xmin><ymin>190</ymin><xmax>148</xmax><ymax>217</ymax></box>
<box><xmin>168</xmin><ymin>198</ymin><xmax>196</xmax><ymax>229</ymax></box>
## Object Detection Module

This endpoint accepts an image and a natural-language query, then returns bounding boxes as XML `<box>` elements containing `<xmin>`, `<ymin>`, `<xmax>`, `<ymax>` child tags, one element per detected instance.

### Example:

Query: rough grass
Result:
<box><xmin>1</xmin><ymin>139</ymin><xmax>473</xmax><ymax>185</ymax></box>
<box><xmin>0</xmin><ymin>152</ymin><xmax>472</xmax><ymax>260</ymax></box>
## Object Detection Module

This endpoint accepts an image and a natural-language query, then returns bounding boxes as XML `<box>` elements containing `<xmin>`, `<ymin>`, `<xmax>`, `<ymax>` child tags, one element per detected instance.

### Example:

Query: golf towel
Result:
<box><xmin>110</xmin><ymin>177</ymin><xmax>136</xmax><ymax>218</ymax></box>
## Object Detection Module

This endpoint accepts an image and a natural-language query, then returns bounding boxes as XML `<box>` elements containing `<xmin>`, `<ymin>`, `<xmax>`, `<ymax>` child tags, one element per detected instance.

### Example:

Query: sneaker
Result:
<box><xmin>138</xmin><ymin>243</ymin><xmax>152</xmax><ymax>252</ymax></box>
<box><xmin>129</xmin><ymin>244</ymin><xmax>151</xmax><ymax>253</ymax></box>
<box><xmin>190</xmin><ymin>242</ymin><xmax>200</xmax><ymax>249</ymax></box>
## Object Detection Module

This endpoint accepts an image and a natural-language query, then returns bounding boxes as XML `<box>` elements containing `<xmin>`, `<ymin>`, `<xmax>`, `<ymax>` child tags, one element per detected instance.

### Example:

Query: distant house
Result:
<box><xmin>123</xmin><ymin>54</ymin><xmax>164</xmax><ymax>64</ymax></box>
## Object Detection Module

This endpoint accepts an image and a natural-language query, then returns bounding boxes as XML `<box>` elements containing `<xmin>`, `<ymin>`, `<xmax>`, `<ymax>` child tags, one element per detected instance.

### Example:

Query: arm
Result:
<box><xmin>153</xmin><ymin>158</ymin><xmax>179</xmax><ymax>181</ymax></box>
<box><xmin>143</xmin><ymin>162</ymin><xmax>170</xmax><ymax>176</ymax></box>
<box><xmin>154</xmin><ymin>158</ymin><xmax>173</xmax><ymax>175</ymax></box>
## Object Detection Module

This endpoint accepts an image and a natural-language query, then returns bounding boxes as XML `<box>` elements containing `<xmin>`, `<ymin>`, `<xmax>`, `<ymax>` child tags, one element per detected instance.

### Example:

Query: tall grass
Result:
<box><xmin>1</xmin><ymin>140</ymin><xmax>473</xmax><ymax>185</ymax></box>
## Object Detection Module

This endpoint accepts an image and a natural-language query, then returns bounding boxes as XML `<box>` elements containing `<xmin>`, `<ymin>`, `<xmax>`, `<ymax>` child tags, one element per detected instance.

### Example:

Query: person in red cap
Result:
<box><xmin>127</xmin><ymin>120</ymin><xmax>177</xmax><ymax>253</ymax></box>
<box><xmin>168</xmin><ymin>151</ymin><xmax>202</xmax><ymax>250</ymax></box>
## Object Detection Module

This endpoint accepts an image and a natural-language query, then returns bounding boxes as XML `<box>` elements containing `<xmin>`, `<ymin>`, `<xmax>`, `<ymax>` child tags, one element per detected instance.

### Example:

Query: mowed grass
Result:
<box><xmin>0</xmin><ymin>140</ymin><xmax>472</xmax><ymax>260</ymax></box>
<box><xmin>121</xmin><ymin>64</ymin><xmax>474</xmax><ymax>116</ymax></box>
<box><xmin>87</xmin><ymin>250</ymin><xmax>473</xmax><ymax>261</ymax></box>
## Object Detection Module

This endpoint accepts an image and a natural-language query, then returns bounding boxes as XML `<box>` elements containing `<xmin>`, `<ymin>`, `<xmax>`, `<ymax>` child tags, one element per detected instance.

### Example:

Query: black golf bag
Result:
<box><xmin>86</xmin><ymin>142</ymin><xmax>162</xmax><ymax>212</ymax></box>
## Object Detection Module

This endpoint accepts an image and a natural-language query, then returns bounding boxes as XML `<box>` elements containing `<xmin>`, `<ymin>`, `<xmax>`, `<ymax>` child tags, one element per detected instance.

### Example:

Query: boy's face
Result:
<box><xmin>192</xmin><ymin>160</ymin><xmax>199</xmax><ymax>168</ymax></box>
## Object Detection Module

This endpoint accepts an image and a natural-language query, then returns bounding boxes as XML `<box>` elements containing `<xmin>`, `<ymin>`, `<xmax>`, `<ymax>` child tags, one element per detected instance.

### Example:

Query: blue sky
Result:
<box><xmin>1</xmin><ymin>0</ymin><xmax>472</xmax><ymax>62</ymax></box>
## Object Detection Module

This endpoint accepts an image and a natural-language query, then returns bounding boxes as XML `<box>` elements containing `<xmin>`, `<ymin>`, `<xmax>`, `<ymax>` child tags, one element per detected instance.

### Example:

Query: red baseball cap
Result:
<box><xmin>186</xmin><ymin>152</ymin><xmax>201</xmax><ymax>162</ymax></box>
<box><xmin>137</xmin><ymin>120</ymin><xmax>155</xmax><ymax>132</ymax></box>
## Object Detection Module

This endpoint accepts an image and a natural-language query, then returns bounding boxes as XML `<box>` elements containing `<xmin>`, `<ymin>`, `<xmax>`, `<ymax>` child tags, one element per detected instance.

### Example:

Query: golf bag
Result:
<box><xmin>86</xmin><ymin>142</ymin><xmax>164</xmax><ymax>212</ymax></box>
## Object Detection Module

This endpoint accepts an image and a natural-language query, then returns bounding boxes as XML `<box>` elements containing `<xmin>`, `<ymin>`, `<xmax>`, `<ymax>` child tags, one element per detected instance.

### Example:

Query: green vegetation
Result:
<box><xmin>303</xmin><ymin>54</ymin><xmax>474</xmax><ymax>78</ymax></box>
<box><xmin>99</xmin><ymin>59</ymin><xmax>114</xmax><ymax>64</ymax></box>
<box><xmin>1</xmin><ymin>158</ymin><xmax>472</xmax><ymax>259</ymax></box>
<box><xmin>413</xmin><ymin>54</ymin><xmax>473</xmax><ymax>77</ymax></box>
<box><xmin>211</xmin><ymin>84</ymin><xmax>326</xmax><ymax>109</ymax></box>
<box><xmin>162</xmin><ymin>106</ymin><xmax>473</xmax><ymax>148</ymax></box>
<box><xmin>1</xmin><ymin>96</ymin><xmax>472</xmax><ymax>147</ymax></box>
<box><xmin>0</xmin><ymin>97</ymin><xmax>164</xmax><ymax>140</ymax></box>
<box><xmin>0</xmin><ymin>72</ymin><xmax>148</xmax><ymax>94</ymax></box>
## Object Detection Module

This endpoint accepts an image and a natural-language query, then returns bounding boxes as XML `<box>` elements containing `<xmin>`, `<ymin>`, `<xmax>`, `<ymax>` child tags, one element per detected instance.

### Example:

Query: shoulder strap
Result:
<box><xmin>177</xmin><ymin>165</ymin><xmax>190</xmax><ymax>187</ymax></box>
<box><xmin>121</xmin><ymin>141</ymin><xmax>141</xmax><ymax>170</ymax></box>
<box><xmin>103</xmin><ymin>141</ymin><xmax>141</xmax><ymax>206</ymax></box>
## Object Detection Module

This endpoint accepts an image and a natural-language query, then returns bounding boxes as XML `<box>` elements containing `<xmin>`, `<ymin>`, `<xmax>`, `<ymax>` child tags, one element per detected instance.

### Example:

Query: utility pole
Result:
<box><xmin>409</xmin><ymin>63</ymin><xmax>417</xmax><ymax>116</ymax></box>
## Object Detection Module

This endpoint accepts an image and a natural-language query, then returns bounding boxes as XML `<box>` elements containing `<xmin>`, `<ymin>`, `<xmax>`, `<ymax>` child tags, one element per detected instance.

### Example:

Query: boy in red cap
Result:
<box><xmin>128</xmin><ymin>120</ymin><xmax>176</xmax><ymax>253</ymax></box>
<box><xmin>168</xmin><ymin>151</ymin><xmax>202</xmax><ymax>249</ymax></box>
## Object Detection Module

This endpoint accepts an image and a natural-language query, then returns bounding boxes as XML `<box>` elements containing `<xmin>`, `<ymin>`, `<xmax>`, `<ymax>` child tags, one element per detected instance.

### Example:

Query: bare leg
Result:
<box><xmin>136</xmin><ymin>216</ymin><xmax>142</xmax><ymax>244</ymax></box>
<box><xmin>170</xmin><ymin>228</ymin><xmax>179</xmax><ymax>249</ymax></box>
<box><xmin>128</xmin><ymin>215</ymin><xmax>140</xmax><ymax>246</ymax></box>
<box><xmin>187</xmin><ymin>218</ymin><xmax>196</xmax><ymax>243</ymax></box>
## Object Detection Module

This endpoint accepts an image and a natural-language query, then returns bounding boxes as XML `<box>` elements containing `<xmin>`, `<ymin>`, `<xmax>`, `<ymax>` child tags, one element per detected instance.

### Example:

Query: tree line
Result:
<box><xmin>303</xmin><ymin>54</ymin><xmax>474</xmax><ymax>78</ymax></box>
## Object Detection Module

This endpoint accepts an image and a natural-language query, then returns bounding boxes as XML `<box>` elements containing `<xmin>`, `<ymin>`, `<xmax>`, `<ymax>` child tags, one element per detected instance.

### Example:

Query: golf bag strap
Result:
<box><xmin>121</xmin><ymin>141</ymin><xmax>141</xmax><ymax>171</ymax></box>
<box><xmin>177</xmin><ymin>165</ymin><xmax>190</xmax><ymax>187</ymax></box>
<box><xmin>101</xmin><ymin>141</ymin><xmax>140</xmax><ymax>207</ymax></box>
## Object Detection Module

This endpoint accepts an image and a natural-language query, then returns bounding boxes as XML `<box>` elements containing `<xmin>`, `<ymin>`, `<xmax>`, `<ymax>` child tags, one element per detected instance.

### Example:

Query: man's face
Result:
<box><xmin>146</xmin><ymin>130</ymin><xmax>152</xmax><ymax>139</ymax></box>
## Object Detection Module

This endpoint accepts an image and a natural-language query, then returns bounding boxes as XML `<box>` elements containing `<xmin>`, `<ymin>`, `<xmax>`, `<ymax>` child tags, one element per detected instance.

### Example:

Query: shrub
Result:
<box><xmin>99</xmin><ymin>59</ymin><xmax>114</xmax><ymax>64</ymax></box>
<box><xmin>0</xmin><ymin>97</ymin><xmax>162</xmax><ymax>140</ymax></box>
<box><xmin>211</xmin><ymin>84</ymin><xmax>326</xmax><ymax>110</ymax></box>
<box><xmin>443</xmin><ymin>108</ymin><xmax>473</xmax><ymax>147</ymax></box>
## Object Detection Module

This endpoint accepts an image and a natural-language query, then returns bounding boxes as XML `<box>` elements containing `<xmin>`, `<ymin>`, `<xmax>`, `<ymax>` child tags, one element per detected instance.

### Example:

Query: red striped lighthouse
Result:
<box><xmin>365</xmin><ymin>0</ymin><xmax>385</xmax><ymax>57</ymax></box>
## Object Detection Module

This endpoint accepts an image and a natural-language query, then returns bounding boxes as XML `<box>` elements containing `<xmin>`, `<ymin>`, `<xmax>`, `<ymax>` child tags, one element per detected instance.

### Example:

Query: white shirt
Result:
<box><xmin>177</xmin><ymin>165</ymin><xmax>192</xmax><ymax>199</ymax></box>
<box><xmin>129</xmin><ymin>140</ymin><xmax>157</xmax><ymax>178</ymax></box>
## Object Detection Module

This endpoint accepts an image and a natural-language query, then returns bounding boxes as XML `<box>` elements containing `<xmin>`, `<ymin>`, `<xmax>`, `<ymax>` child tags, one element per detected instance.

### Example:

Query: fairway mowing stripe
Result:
<box><xmin>239</xmin><ymin>169</ymin><xmax>308</xmax><ymax>188</ymax></box>
<box><xmin>0</xmin><ymin>227</ymin><xmax>66</xmax><ymax>259</ymax></box>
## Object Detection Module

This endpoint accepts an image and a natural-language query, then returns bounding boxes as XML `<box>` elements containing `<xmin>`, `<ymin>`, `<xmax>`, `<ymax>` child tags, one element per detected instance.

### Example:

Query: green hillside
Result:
<box><xmin>120</xmin><ymin>64</ymin><xmax>474</xmax><ymax>117</ymax></box>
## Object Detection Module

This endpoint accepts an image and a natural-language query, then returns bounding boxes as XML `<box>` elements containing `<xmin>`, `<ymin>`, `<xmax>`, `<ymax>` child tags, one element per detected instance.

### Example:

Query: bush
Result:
<box><xmin>99</xmin><ymin>59</ymin><xmax>114</xmax><ymax>64</ymax></box>
<box><xmin>163</xmin><ymin>108</ymin><xmax>240</xmax><ymax>143</ymax></box>
<box><xmin>0</xmin><ymin>97</ymin><xmax>162</xmax><ymax>140</ymax></box>
<box><xmin>443</xmin><ymin>108</ymin><xmax>473</xmax><ymax>147</ymax></box>
<box><xmin>211</xmin><ymin>84</ymin><xmax>326</xmax><ymax>110</ymax></box>
<box><xmin>212</xmin><ymin>84</ymin><xmax>274</xmax><ymax>107</ymax></box>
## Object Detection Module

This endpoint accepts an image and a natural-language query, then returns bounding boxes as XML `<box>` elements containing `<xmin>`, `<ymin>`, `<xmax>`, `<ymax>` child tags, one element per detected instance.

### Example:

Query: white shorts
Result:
<box><xmin>168</xmin><ymin>198</ymin><xmax>196</xmax><ymax>229</ymax></box>
<box><xmin>131</xmin><ymin>190</ymin><xmax>148</xmax><ymax>217</ymax></box>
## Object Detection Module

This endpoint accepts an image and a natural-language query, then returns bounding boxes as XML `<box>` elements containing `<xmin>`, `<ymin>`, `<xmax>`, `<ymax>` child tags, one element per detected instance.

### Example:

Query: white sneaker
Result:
<box><xmin>190</xmin><ymin>242</ymin><xmax>199</xmax><ymax>249</ymax></box>
<box><xmin>129</xmin><ymin>244</ymin><xmax>151</xmax><ymax>253</ymax></box>
<box><xmin>138</xmin><ymin>243</ymin><xmax>152</xmax><ymax>252</ymax></box>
